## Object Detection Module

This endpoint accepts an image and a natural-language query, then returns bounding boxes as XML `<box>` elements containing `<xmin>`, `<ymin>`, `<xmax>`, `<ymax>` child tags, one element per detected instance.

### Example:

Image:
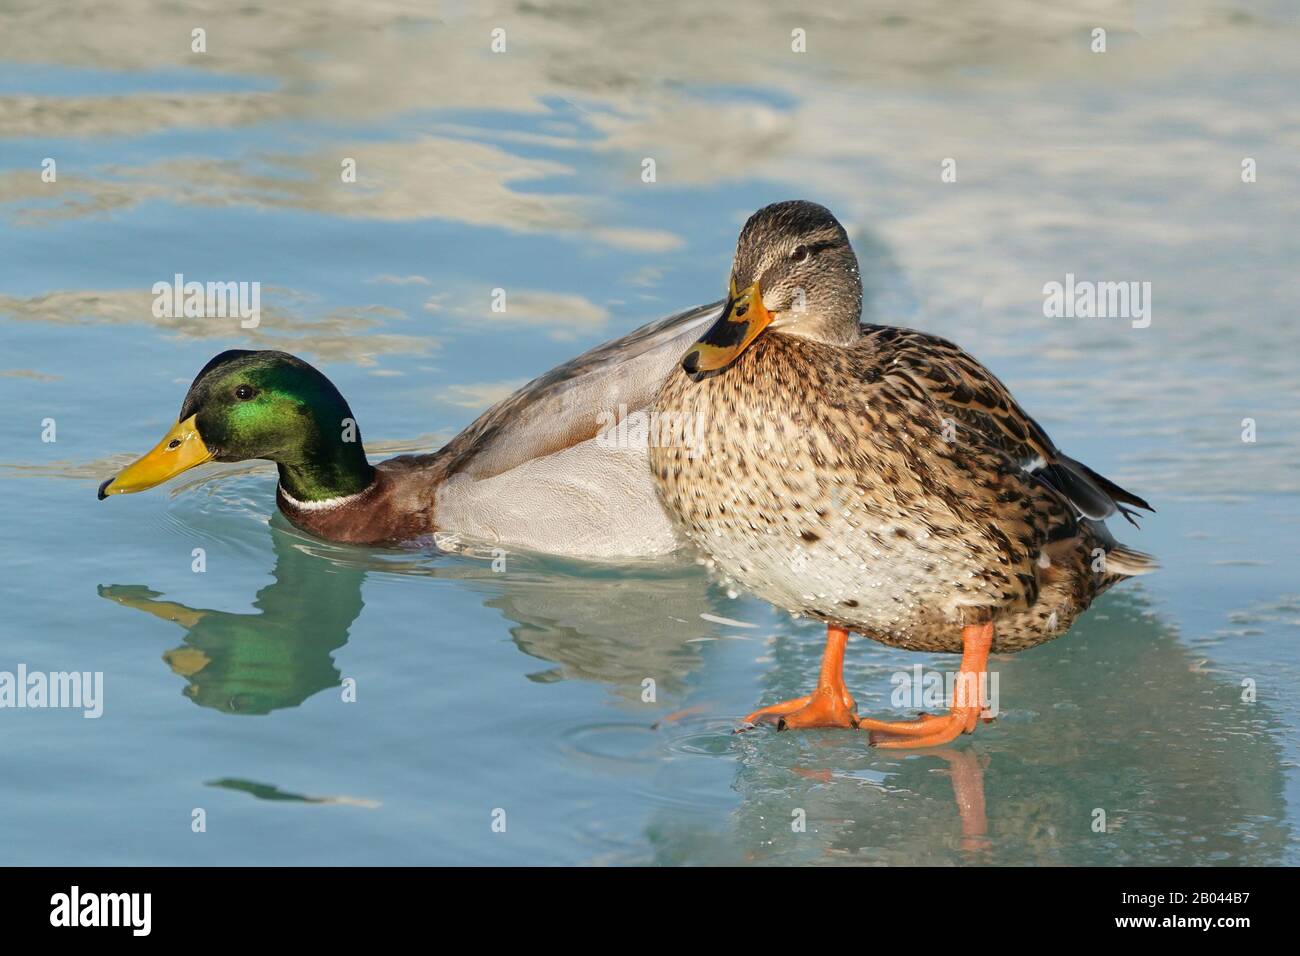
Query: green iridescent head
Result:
<box><xmin>98</xmin><ymin>350</ymin><xmax>375</xmax><ymax>503</ymax></box>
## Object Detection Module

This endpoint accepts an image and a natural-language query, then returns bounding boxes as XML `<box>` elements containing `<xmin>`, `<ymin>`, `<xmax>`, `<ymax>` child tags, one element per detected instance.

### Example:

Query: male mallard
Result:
<box><xmin>650</xmin><ymin>200</ymin><xmax>1155</xmax><ymax>748</ymax></box>
<box><xmin>97</xmin><ymin>303</ymin><xmax>722</xmax><ymax>559</ymax></box>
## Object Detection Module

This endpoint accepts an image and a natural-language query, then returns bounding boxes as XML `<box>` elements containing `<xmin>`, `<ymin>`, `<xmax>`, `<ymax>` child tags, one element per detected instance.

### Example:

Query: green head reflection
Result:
<box><xmin>99</xmin><ymin>528</ymin><xmax>364</xmax><ymax>715</ymax></box>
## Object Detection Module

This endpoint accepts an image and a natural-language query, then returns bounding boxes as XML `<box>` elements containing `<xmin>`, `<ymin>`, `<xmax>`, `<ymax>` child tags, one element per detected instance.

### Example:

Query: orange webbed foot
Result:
<box><xmin>860</xmin><ymin>622</ymin><xmax>995</xmax><ymax>750</ymax></box>
<box><xmin>736</xmin><ymin>625</ymin><xmax>858</xmax><ymax>732</ymax></box>
<box><xmin>860</xmin><ymin>708</ymin><xmax>979</xmax><ymax>748</ymax></box>
<box><xmin>735</xmin><ymin>622</ymin><xmax>999</xmax><ymax>749</ymax></box>
<box><xmin>736</xmin><ymin>693</ymin><xmax>811</xmax><ymax>730</ymax></box>
<box><xmin>738</xmin><ymin>685</ymin><xmax>858</xmax><ymax>731</ymax></box>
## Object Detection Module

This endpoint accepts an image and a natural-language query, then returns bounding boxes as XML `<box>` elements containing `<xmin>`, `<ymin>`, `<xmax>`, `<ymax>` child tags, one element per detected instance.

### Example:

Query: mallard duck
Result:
<box><xmin>650</xmin><ymin>200</ymin><xmax>1155</xmax><ymax>748</ymax></box>
<box><xmin>97</xmin><ymin>302</ymin><xmax>723</xmax><ymax>559</ymax></box>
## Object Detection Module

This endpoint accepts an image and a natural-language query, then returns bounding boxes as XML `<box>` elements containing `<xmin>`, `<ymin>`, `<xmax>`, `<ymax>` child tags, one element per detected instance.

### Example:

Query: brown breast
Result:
<box><xmin>276</xmin><ymin>459</ymin><xmax>439</xmax><ymax>545</ymax></box>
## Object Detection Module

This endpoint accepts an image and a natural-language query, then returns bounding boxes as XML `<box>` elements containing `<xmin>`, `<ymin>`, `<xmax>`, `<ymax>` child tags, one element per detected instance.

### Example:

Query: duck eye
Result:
<box><xmin>234</xmin><ymin>384</ymin><xmax>256</xmax><ymax>401</ymax></box>
<box><xmin>790</xmin><ymin>245</ymin><xmax>810</xmax><ymax>263</ymax></box>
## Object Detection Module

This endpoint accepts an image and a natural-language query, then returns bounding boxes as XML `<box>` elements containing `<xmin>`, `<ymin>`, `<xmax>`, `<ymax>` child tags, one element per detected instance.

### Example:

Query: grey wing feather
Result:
<box><xmin>434</xmin><ymin>301</ymin><xmax>723</xmax><ymax>481</ymax></box>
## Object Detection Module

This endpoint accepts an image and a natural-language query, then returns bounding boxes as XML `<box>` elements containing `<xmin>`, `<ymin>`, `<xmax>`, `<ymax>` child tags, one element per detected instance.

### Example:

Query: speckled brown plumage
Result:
<box><xmin>650</xmin><ymin>202</ymin><xmax>1154</xmax><ymax>658</ymax></box>
<box><xmin>653</xmin><ymin>329</ymin><xmax>1150</xmax><ymax>653</ymax></box>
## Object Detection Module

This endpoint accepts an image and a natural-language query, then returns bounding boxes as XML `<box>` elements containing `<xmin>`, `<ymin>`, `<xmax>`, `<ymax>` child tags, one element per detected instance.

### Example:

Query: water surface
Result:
<box><xmin>1</xmin><ymin>1</ymin><xmax>1298</xmax><ymax>865</ymax></box>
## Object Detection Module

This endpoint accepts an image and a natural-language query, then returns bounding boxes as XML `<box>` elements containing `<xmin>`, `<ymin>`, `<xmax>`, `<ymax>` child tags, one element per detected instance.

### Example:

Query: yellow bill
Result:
<box><xmin>98</xmin><ymin>414</ymin><xmax>214</xmax><ymax>499</ymax></box>
<box><xmin>681</xmin><ymin>280</ymin><xmax>774</xmax><ymax>376</ymax></box>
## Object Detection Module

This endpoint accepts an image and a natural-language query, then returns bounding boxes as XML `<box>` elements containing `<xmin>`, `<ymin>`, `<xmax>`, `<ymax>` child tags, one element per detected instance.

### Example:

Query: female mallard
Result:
<box><xmin>650</xmin><ymin>200</ymin><xmax>1155</xmax><ymax>748</ymax></box>
<box><xmin>97</xmin><ymin>303</ymin><xmax>722</xmax><ymax>559</ymax></box>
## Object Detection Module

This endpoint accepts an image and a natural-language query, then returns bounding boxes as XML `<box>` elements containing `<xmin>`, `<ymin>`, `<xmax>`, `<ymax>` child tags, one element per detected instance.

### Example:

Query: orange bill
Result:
<box><xmin>681</xmin><ymin>280</ymin><xmax>774</xmax><ymax>375</ymax></box>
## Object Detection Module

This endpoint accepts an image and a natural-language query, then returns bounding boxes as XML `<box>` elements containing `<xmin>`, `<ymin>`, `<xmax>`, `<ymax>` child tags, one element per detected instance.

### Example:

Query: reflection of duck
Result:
<box><xmin>98</xmin><ymin>528</ymin><xmax>363</xmax><ymax>714</ymax></box>
<box><xmin>97</xmin><ymin>304</ymin><xmax>719</xmax><ymax>560</ymax></box>
<box><xmin>100</xmin><ymin>519</ymin><xmax>729</xmax><ymax>713</ymax></box>
<box><xmin>361</xmin><ymin>547</ymin><xmax>729</xmax><ymax>705</ymax></box>
<box><xmin>643</xmin><ymin>593</ymin><xmax>1291</xmax><ymax>865</ymax></box>
<box><xmin>207</xmin><ymin>777</ymin><xmax>379</xmax><ymax>808</ymax></box>
<box><xmin>472</xmin><ymin>560</ymin><xmax>722</xmax><ymax>703</ymax></box>
<box><xmin>652</xmin><ymin>200</ymin><xmax>1155</xmax><ymax>746</ymax></box>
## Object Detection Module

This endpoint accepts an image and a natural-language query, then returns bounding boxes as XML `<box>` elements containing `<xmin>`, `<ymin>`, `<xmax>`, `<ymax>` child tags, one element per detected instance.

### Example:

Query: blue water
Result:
<box><xmin>2</xmin><ymin>2</ymin><xmax>1298</xmax><ymax>865</ymax></box>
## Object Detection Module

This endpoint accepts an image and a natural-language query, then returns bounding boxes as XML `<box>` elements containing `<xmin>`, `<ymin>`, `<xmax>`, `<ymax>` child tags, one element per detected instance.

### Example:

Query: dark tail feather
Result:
<box><xmin>1042</xmin><ymin>453</ymin><xmax>1154</xmax><ymax>527</ymax></box>
<box><xmin>1036</xmin><ymin>462</ymin><xmax>1114</xmax><ymax>522</ymax></box>
<box><xmin>1070</xmin><ymin>458</ymin><xmax>1154</xmax><ymax>513</ymax></box>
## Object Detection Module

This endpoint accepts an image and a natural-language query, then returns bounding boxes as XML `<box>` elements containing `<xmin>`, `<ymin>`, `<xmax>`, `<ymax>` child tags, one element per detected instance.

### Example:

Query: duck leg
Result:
<box><xmin>738</xmin><ymin>625</ymin><xmax>859</xmax><ymax>730</ymax></box>
<box><xmin>857</xmin><ymin>622</ymin><xmax>994</xmax><ymax>748</ymax></box>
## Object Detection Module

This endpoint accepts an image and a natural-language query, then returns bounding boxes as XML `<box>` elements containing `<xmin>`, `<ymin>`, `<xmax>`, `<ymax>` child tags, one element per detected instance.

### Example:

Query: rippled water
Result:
<box><xmin>2</xmin><ymin>1</ymin><xmax>1298</xmax><ymax>865</ymax></box>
